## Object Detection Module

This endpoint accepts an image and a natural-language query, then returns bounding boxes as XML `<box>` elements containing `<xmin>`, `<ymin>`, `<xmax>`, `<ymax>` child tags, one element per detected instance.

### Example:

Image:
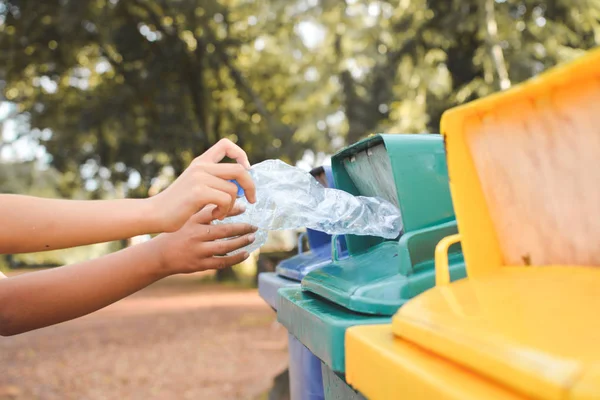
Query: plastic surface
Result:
<box><xmin>304</xmin><ymin>165</ymin><xmax>339</xmax><ymax>252</ymax></box>
<box><xmin>277</xmin><ymin>287</ymin><xmax>390</xmax><ymax>373</ymax></box>
<box><xmin>303</xmin><ymin>223</ymin><xmax>466</xmax><ymax>315</ymax></box>
<box><xmin>383</xmin><ymin>49</ymin><xmax>600</xmax><ymax>400</ymax></box>
<box><xmin>344</xmin><ymin>143</ymin><xmax>400</xmax><ymax>209</ymax></box>
<box><xmin>257</xmin><ymin>272</ymin><xmax>299</xmax><ymax>310</ymax></box>
<box><xmin>302</xmin><ymin>134</ymin><xmax>466</xmax><ymax>315</ymax></box>
<box><xmin>288</xmin><ymin>334</ymin><xmax>325</xmax><ymax>400</ymax></box>
<box><xmin>228</xmin><ymin>179</ymin><xmax>245</xmax><ymax>197</ymax></box>
<box><xmin>277</xmin><ymin>235</ymin><xmax>349</xmax><ymax>282</ymax></box>
<box><xmin>276</xmin><ymin>253</ymin><xmax>332</xmax><ymax>282</ymax></box>
<box><xmin>392</xmin><ymin>266</ymin><xmax>600</xmax><ymax>400</ymax></box>
<box><xmin>276</xmin><ymin>165</ymin><xmax>349</xmax><ymax>282</ymax></box>
<box><xmin>258</xmin><ymin>272</ymin><xmax>325</xmax><ymax>400</ymax></box>
<box><xmin>345</xmin><ymin>325</ymin><xmax>523</xmax><ymax>400</ymax></box>
<box><xmin>331</xmin><ymin>134</ymin><xmax>456</xmax><ymax>255</ymax></box>
<box><xmin>440</xmin><ymin>47</ymin><xmax>600</xmax><ymax>276</ymax></box>
<box><xmin>215</xmin><ymin>159</ymin><xmax>402</xmax><ymax>254</ymax></box>
<box><xmin>321</xmin><ymin>363</ymin><xmax>366</xmax><ymax>400</ymax></box>
<box><xmin>435</xmin><ymin>234</ymin><xmax>462</xmax><ymax>286</ymax></box>
<box><xmin>261</xmin><ymin>164</ymin><xmax>341</xmax><ymax>400</ymax></box>
<box><xmin>304</xmin><ymin>222</ymin><xmax>467</xmax><ymax>314</ymax></box>
<box><xmin>244</xmin><ymin>160</ymin><xmax>402</xmax><ymax>241</ymax></box>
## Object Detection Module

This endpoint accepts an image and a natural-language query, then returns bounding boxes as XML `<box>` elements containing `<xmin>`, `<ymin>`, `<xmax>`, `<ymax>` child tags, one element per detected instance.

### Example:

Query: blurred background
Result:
<box><xmin>0</xmin><ymin>0</ymin><xmax>598</xmax><ymax>399</ymax></box>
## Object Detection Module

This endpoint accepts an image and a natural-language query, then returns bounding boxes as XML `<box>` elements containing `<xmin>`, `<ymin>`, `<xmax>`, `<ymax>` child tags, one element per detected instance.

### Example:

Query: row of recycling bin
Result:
<box><xmin>259</xmin><ymin>132</ymin><xmax>466</xmax><ymax>399</ymax></box>
<box><xmin>259</xmin><ymin>48</ymin><xmax>600</xmax><ymax>400</ymax></box>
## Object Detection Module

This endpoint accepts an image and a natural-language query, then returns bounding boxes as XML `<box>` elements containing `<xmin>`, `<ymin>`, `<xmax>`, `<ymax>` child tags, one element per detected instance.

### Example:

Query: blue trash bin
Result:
<box><xmin>257</xmin><ymin>166</ymin><xmax>348</xmax><ymax>400</ymax></box>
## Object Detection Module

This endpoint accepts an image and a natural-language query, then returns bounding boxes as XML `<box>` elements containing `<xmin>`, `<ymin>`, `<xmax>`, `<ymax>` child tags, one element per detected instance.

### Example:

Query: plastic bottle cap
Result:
<box><xmin>229</xmin><ymin>180</ymin><xmax>245</xmax><ymax>197</ymax></box>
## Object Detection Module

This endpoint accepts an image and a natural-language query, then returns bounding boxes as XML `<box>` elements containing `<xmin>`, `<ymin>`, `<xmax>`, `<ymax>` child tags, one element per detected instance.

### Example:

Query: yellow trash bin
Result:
<box><xmin>347</xmin><ymin>47</ymin><xmax>600</xmax><ymax>400</ymax></box>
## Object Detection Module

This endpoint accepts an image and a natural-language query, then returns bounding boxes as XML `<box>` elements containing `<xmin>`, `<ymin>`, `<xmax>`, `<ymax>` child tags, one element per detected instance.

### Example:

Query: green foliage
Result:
<box><xmin>0</xmin><ymin>0</ymin><xmax>598</xmax><ymax>197</ymax></box>
<box><xmin>0</xmin><ymin>0</ymin><xmax>330</xmax><ymax>196</ymax></box>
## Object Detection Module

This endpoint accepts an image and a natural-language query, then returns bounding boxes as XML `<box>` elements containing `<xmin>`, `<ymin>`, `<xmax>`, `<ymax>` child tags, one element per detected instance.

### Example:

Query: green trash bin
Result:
<box><xmin>277</xmin><ymin>134</ymin><xmax>466</xmax><ymax>399</ymax></box>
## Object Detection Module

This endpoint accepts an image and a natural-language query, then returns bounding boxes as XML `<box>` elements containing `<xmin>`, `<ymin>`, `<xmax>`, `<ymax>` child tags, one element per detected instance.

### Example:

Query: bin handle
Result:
<box><xmin>297</xmin><ymin>232</ymin><xmax>307</xmax><ymax>255</ymax></box>
<box><xmin>435</xmin><ymin>234</ymin><xmax>461</xmax><ymax>286</ymax></box>
<box><xmin>331</xmin><ymin>235</ymin><xmax>342</xmax><ymax>261</ymax></box>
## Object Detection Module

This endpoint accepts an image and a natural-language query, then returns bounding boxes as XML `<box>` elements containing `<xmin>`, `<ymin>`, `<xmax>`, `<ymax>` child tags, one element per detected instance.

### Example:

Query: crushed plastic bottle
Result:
<box><xmin>214</xmin><ymin>159</ymin><xmax>402</xmax><ymax>254</ymax></box>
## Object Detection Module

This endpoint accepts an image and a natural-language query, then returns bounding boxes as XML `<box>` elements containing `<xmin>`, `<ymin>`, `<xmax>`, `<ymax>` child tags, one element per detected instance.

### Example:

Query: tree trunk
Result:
<box><xmin>215</xmin><ymin>266</ymin><xmax>238</xmax><ymax>282</ymax></box>
<box><xmin>481</xmin><ymin>0</ymin><xmax>511</xmax><ymax>90</ymax></box>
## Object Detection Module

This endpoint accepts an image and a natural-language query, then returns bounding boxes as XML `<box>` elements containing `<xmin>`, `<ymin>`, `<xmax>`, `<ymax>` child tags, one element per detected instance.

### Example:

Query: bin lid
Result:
<box><xmin>257</xmin><ymin>272</ymin><xmax>299</xmax><ymax>310</ymax></box>
<box><xmin>302</xmin><ymin>221</ymin><xmax>466</xmax><ymax>316</ymax></box>
<box><xmin>275</xmin><ymin>251</ymin><xmax>333</xmax><ymax>281</ymax></box>
<box><xmin>345</xmin><ymin>324</ymin><xmax>523</xmax><ymax>400</ymax></box>
<box><xmin>302</xmin><ymin>134</ymin><xmax>464</xmax><ymax>314</ymax></box>
<box><xmin>392</xmin><ymin>267</ymin><xmax>600</xmax><ymax>400</ymax></box>
<box><xmin>331</xmin><ymin>133</ymin><xmax>455</xmax><ymax>256</ymax></box>
<box><xmin>440</xmin><ymin>47</ymin><xmax>600</xmax><ymax>276</ymax></box>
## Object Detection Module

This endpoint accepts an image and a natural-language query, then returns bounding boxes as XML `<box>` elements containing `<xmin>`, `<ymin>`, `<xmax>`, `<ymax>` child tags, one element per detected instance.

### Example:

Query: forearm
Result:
<box><xmin>0</xmin><ymin>240</ymin><xmax>168</xmax><ymax>336</ymax></box>
<box><xmin>0</xmin><ymin>194</ymin><xmax>161</xmax><ymax>253</ymax></box>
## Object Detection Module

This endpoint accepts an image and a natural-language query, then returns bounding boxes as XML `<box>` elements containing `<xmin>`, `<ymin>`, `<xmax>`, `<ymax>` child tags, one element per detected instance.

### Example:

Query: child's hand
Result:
<box><xmin>149</xmin><ymin>139</ymin><xmax>257</xmax><ymax>232</ymax></box>
<box><xmin>151</xmin><ymin>203</ymin><xmax>257</xmax><ymax>275</ymax></box>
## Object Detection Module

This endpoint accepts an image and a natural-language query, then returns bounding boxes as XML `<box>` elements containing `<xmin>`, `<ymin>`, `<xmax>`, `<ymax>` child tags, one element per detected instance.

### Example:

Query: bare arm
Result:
<box><xmin>0</xmin><ymin>139</ymin><xmax>256</xmax><ymax>255</ymax></box>
<box><xmin>0</xmin><ymin>205</ymin><xmax>256</xmax><ymax>336</ymax></box>
<box><xmin>0</xmin><ymin>195</ymin><xmax>158</xmax><ymax>253</ymax></box>
<box><xmin>0</xmin><ymin>237</ymin><xmax>165</xmax><ymax>335</ymax></box>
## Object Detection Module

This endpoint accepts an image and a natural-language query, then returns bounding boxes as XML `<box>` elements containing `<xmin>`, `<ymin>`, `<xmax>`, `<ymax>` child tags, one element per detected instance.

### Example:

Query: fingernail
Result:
<box><xmin>248</xmin><ymin>234</ymin><xmax>256</xmax><ymax>243</ymax></box>
<box><xmin>242</xmin><ymin>251</ymin><xmax>250</xmax><ymax>258</ymax></box>
<box><xmin>238</xmin><ymin>203</ymin><xmax>246</xmax><ymax>212</ymax></box>
<box><xmin>252</xmin><ymin>226</ymin><xmax>258</xmax><ymax>232</ymax></box>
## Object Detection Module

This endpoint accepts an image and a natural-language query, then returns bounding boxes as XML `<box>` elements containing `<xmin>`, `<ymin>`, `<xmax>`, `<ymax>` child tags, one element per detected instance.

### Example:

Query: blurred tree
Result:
<box><xmin>0</xmin><ymin>160</ymin><xmax>60</xmax><ymax>196</ymax></box>
<box><xmin>0</xmin><ymin>0</ymin><xmax>598</xmax><ymax>194</ymax></box>
<box><xmin>305</xmin><ymin>0</ymin><xmax>599</xmax><ymax>138</ymax></box>
<box><xmin>0</xmin><ymin>0</ymin><xmax>336</xmax><ymax>197</ymax></box>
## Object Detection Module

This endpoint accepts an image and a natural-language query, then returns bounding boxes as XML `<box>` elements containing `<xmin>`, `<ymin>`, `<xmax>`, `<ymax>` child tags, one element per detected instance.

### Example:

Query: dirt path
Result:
<box><xmin>0</xmin><ymin>274</ymin><xmax>289</xmax><ymax>400</ymax></box>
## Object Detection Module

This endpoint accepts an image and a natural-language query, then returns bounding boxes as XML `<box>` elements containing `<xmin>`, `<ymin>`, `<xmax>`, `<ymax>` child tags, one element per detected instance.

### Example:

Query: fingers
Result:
<box><xmin>193</xmin><ymin>205</ymin><xmax>217</xmax><ymax>223</ymax></box>
<box><xmin>200</xmin><ymin>223</ymin><xmax>257</xmax><ymax>242</ymax></box>
<box><xmin>199</xmin><ymin>252</ymin><xmax>250</xmax><ymax>271</ymax></box>
<box><xmin>204</xmin><ymin>177</ymin><xmax>239</xmax><ymax>200</ymax></box>
<box><xmin>193</xmin><ymin>202</ymin><xmax>247</xmax><ymax>225</ymax></box>
<box><xmin>202</xmin><ymin>187</ymin><xmax>234</xmax><ymax>221</ymax></box>
<box><xmin>200</xmin><ymin>174</ymin><xmax>239</xmax><ymax>218</ymax></box>
<box><xmin>201</xmin><ymin>232</ymin><xmax>256</xmax><ymax>257</ymax></box>
<box><xmin>197</xmin><ymin>139</ymin><xmax>251</xmax><ymax>169</ymax></box>
<box><xmin>198</xmin><ymin>163</ymin><xmax>256</xmax><ymax>204</ymax></box>
<box><xmin>228</xmin><ymin>202</ymin><xmax>247</xmax><ymax>218</ymax></box>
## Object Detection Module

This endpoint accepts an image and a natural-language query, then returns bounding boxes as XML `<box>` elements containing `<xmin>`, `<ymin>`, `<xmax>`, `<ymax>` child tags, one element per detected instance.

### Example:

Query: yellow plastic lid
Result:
<box><xmin>441</xmin><ymin>48</ymin><xmax>600</xmax><ymax>274</ymax></box>
<box><xmin>393</xmin><ymin>266</ymin><xmax>600</xmax><ymax>400</ymax></box>
<box><xmin>345</xmin><ymin>324</ymin><xmax>523</xmax><ymax>400</ymax></box>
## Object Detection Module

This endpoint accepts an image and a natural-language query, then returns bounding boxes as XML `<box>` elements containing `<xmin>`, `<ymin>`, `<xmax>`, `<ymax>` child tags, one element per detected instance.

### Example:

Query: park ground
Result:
<box><xmin>0</xmin><ymin>272</ymin><xmax>289</xmax><ymax>400</ymax></box>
